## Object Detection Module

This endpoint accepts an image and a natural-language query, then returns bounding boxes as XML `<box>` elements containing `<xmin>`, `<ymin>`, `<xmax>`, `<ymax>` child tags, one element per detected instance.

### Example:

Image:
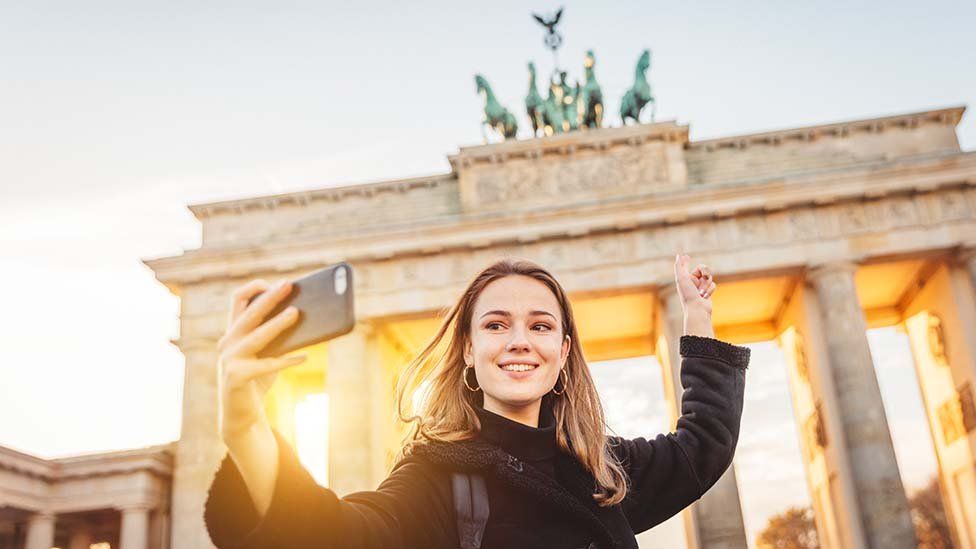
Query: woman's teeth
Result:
<box><xmin>500</xmin><ymin>363</ymin><xmax>538</xmax><ymax>372</ymax></box>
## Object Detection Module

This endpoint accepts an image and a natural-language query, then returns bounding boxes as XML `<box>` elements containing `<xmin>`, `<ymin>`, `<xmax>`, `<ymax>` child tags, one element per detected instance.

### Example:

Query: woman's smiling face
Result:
<box><xmin>464</xmin><ymin>275</ymin><xmax>571</xmax><ymax>418</ymax></box>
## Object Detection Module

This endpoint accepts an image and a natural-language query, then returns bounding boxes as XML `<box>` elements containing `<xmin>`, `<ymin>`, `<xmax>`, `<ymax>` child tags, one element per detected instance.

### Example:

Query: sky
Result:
<box><xmin>1</xmin><ymin>1</ymin><xmax>973</xmax><ymax>545</ymax></box>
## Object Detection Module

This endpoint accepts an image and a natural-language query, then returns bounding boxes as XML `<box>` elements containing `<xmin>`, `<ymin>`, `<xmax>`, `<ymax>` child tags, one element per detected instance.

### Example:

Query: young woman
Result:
<box><xmin>204</xmin><ymin>254</ymin><xmax>750</xmax><ymax>549</ymax></box>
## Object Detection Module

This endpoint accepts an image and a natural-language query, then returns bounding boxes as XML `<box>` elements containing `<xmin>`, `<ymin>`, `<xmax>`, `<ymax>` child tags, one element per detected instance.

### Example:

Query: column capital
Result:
<box><xmin>329</xmin><ymin>321</ymin><xmax>376</xmax><ymax>343</ymax></box>
<box><xmin>806</xmin><ymin>260</ymin><xmax>860</xmax><ymax>283</ymax></box>
<box><xmin>656</xmin><ymin>285</ymin><xmax>683</xmax><ymax>311</ymax></box>
<box><xmin>25</xmin><ymin>512</ymin><xmax>56</xmax><ymax>549</ymax></box>
<box><xmin>119</xmin><ymin>502</ymin><xmax>151</xmax><ymax>549</ymax></box>
<box><xmin>353</xmin><ymin>321</ymin><xmax>375</xmax><ymax>337</ymax></box>
<box><xmin>117</xmin><ymin>502</ymin><xmax>156</xmax><ymax>513</ymax></box>
<box><xmin>173</xmin><ymin>336</ymin><xmax>219</xmax><ymax>354</ymax></box>
<box><xmin>27</xmin><ymin>511</ymin><xmax>55</xmax><ymax>522</ymax></box>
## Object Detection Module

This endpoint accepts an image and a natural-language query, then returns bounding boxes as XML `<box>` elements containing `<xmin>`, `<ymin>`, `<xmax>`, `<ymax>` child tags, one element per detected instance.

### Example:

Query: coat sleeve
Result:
<box><xmin>611</xmin><ymin>335</ymin><xmax>749</xmax><ymax>534</ymax></box>
<box><xmin>203</xmin><ymin>429</ymin><xmax>457</xmax><ymax>549</ymax></box>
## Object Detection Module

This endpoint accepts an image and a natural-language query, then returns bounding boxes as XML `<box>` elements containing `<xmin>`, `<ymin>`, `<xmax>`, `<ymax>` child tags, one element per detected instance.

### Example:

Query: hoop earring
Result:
<box><xmin>463</xmin><ymin>365</ymin><xmax>481</xmax><ymax>392</ymax></box>
<box><xmin>552</xmin><ymin>368</ymin><xmax>569</xmax><ymax>396</ymax></box>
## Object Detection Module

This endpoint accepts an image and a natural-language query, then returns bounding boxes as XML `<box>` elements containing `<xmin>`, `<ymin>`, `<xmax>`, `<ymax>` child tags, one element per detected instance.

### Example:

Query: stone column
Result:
<box><xmin>900</xmin><ymin>254</ymin><xmax>976</xmax><ymax>549</ymax></box>
<box><xmin>777</xmin><ymin>284</ymin><xmax>867</xmax><ymax>549</ymax></box>
<box><xmin>171</xmin><ymin>336</ymin><xmax>222</xmax><ymax>549</ymax></box>
<box><xmin>327</xmin><ymin>323</ymin><xmax>377</xmax><ymax>495</ymax></box>
<box><xmin>119</xmin><ymin>505</ymin><xmax>152</xmax><ymax>549</ymax></box>
<box><xmin>68</xmin><ymin>528</ymin><xmax>94</xmax><ymax>549</ymax></box>
<box><xmin>657</xmin><ymin>291</ymin><xmax>748</xmax><ymax>549</ymax></box>
<box><xmin>807</xmin><ymin>262</ymin><xmax>915</xmax><ymax>548</ymax></box>
<box><xmin>24</xmin><ymin>512</ymin><xmax>54</xmax><ymax>549</ymax></box>
<box><xmin>148</xmin><ymin>509</ymin><xmax>170</xmax><ymax>549</ymax></box>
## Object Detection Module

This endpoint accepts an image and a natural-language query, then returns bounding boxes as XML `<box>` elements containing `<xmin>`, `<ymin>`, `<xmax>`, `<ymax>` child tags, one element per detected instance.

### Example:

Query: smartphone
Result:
<box><xmin>247</xmin><ymin>262</ymin><xmax>355</xmax><ymax>358</ymax></box>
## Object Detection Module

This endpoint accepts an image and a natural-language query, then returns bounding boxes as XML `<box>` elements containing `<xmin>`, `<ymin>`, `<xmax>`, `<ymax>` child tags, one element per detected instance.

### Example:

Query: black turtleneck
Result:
<box><xmin>475</xmin><ymin>394</ymin><xmax>558</xmax><ymax>478</ymax></box>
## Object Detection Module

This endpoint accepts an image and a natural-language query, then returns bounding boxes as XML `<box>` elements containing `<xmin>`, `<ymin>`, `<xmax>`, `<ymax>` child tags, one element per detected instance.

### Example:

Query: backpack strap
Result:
<box><xmin>451</xmin><ymin>472</ymin><xmax>490</xmax><ymax>549</ymax></box>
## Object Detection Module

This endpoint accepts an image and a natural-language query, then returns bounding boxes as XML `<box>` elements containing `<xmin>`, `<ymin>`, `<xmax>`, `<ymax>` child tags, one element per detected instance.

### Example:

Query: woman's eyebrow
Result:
<box><xmin>479</xmin><ymin>309</ymin><xmax>557</xmax><ymax>320</ymax></box>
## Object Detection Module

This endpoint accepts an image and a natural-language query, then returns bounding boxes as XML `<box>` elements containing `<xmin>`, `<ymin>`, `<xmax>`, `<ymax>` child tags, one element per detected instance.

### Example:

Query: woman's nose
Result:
<box><xmin>506</xmin><ymin>340</ymin><xmax>530</xmax><ymax>352</ymax></box>
<box><xmin>506</xmin><ymin>328</ymin><xmax>531</xmax><ymax>351</ymax></box>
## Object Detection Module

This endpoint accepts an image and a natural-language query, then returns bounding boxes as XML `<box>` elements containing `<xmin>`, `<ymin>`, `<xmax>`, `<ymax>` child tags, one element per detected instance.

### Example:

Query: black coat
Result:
<box><xmin>204</xmin><ymin>335</ymin><xmax>749</xmax><ymax>549</ymax></box>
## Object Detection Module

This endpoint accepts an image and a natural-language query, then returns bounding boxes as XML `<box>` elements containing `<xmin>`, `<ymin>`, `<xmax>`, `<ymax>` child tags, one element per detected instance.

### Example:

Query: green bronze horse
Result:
<box><xmin>475</xmin><ymin>74</ymin><xmax>518</xmax><ymax>140</ymax></box>
<box><xmin>578</xmin><ymin>50</ymin><xmax>604</xmax><ymax>129</ymax></box>
<box><xmin>557</xmin><ymin>71</ymin><xmax>580</xmax><ymax>132</ymax></box>
<box><xmin>620</xmin><ymin>49</ymin><xmax>655</xmax><ymax>125</ymax></box>
<box><xmin>540</xmin><ymin>77</ymin><xmax>566</xmax><ymax>135</ymax></box>
<box><xmin>525</xmin><ymin>62</ymin><xmax>544</xmax><ymax>137</ymax></box>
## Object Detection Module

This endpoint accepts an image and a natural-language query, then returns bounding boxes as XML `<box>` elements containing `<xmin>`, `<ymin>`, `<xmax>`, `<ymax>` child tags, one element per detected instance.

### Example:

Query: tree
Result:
<box><xmin>910</xmin><ymin>476</ymin><xmax>953</xmax><ymax>549</ymax></box>
<box><xmin>757</xmin><ymin>475</ymin><xmax>955</xmax><ymax>549</ymax></box>
<box><xmin>757</xmin><ymin>506</ymin><xmax>818</xmax><ymax>549</ymax></box>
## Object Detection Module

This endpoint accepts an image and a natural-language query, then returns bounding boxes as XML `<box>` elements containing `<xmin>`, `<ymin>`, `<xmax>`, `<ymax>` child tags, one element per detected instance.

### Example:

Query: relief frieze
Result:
<box><xmin>936</xmin><ymin>190</ymin><xmax>971</xmax><ymax>221</ymax></box>
<box><xmin>786</xmin><ymin>210</ymin><xmax>820</xmax><ymax>241</ymax></box>
<box><xmin>838</xmin><ymin>202</ymin><xmax>870</xmax><ymax>234</ymax></box>
<box><xmin>884</xmin><ymin>197</ymin><xmax>919</xmax><ymax>228</ymax></box>
<box><xmin>318</xmin><ymin>187</ymin><xmax>974</xmax><ymax>302</ymax></box>
<box><xmin>465</xmin><ymin>142</ymin><xmax>674</xmax><ymax>212</ymax></box>
<box><xmin>803</xmin><ymin>402</ymin><xmax>828</xmax><ymax>463</ymax></box>
<box><xmin>937</xmin><ymin>383</ymin><xmax>976</xmax><ymax>446</ymax></box>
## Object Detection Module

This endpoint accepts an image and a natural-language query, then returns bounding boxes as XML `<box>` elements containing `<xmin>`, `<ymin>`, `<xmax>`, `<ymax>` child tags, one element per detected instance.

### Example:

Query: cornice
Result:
<box><xmin>0</xmin><ymin>445</ymin><xmax>54</xmax><ymax>480</ymax></box>
<box><xmin>0</xmin><ymin>443</ymin><xmax>175</xmax><ymax>482</ymax></box>
<box><xmin>181</xmin><ymin>107</ymin><xmax>964</xmax><ymax>220</ymax></box>
<box><xmin>144</xmin><ymin>150</ymin><xmax>976</xmax><ymax>288</ymax></box>
<box><xmin>448</xmin><ymin>120</ymin><xmax>689</xmax><ymax>168</ymax></box>
<box><xmin>807</xmin><ymin>261</ymin><xmax>862</xmax><ymax>282</ymax></box>
<box><xmin>688</xmin><ymin>105</ymin><xmax>965</xmax><ymax>153</ymax></box>
<box><xmin>188</xmin><ymin>173</ymin><xmax>456</xmax><ymax>220</ymax></box>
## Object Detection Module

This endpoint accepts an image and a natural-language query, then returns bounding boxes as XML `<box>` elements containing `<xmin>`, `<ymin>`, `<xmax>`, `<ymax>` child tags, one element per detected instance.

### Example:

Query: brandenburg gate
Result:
<box><xmin>146</xmin><ymin>105</ymin><xmax>976</xmax><ymax>548</ymax></box>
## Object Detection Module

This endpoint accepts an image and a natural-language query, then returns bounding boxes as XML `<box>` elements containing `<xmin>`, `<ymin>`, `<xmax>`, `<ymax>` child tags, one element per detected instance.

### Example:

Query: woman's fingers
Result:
<box><xmin>224</xmin><ymin>279</ymin><xmax>294</xmax><ymax>346</ymax></box>
<box><xmin>691</xmin><ymin>264</ymin><xmax>713</xmax><ymax>289</ymax></box>
<box><xmin>232</xmin><ymin>305</ymin><xmax>301</xmax><ymax>357</ymax></box>
<box><xmin>230</xmin><ymin>279</ymin><xmax>270</xmax><ymax>319</ymax></box>
<box><xmin>675</xmin><ymin>254</ymin><xmax>719</xmax><ymax>304</ymax></box>
<box><xmin>702</xmin><ymin>280</ymin><xmax>717</xmax><ymax>299</ymax></box>
<box><xmin>223</xmin><ymin>355</ymin><xmax>308</xmax><ymax>389</ymax></box>
<box><xmin>227</xmin><ymin>279</ymin><xmax>270</xmax><ymax>328</ymax></box>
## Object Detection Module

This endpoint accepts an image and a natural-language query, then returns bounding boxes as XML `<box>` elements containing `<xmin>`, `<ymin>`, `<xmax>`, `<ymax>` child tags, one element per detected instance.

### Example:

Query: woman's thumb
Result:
<box><xmin>674</xmin><ymin>253</ymin><xmax>697</xmax><ymax>296</ymax></box>
<box><xmin>674</xmin><ymin>253</ymin><xmax>689</xmax><ymax>279</ymax></box>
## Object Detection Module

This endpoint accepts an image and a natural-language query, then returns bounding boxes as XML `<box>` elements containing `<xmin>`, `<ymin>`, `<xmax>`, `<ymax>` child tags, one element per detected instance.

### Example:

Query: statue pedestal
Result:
<box><xmin>450</xmin><ymin>121</ymin><xmax>689</xmax><ymax>215</ymax></box>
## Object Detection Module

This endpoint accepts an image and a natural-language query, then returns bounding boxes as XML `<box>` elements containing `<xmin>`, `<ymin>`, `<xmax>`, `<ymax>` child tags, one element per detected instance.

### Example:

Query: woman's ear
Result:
<box><xmin>463</xmin><ymin>338</ymin><xmax>473</xmax><ymax>366</ymax></box>
<box><xmin>561</xmin><ymin>334</ymin><xmax>571</xmax><ymax>367</ymax></box>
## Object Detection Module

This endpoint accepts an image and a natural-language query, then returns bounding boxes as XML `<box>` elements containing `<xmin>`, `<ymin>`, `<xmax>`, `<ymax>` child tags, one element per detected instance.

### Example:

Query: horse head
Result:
<box><xmin>474</xmin><ymin>74</ymin><xmax>490</xmax><ymax>97</ymax></box>
<box><xmin>637</xmin><ymin>49</ymin><xmax>651</xmax><ymax>72</ymax></box>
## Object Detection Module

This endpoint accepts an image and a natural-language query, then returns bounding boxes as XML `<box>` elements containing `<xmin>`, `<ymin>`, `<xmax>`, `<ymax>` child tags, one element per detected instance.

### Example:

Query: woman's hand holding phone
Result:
<box><xmin>215</xmin><ymin>278</ymin><xmax>312</xmax><ymax>518</ymax></box>
<box><xmin>217</xmin><ymin>278</ymin><xmax>308</xmax><ymax>445</ymax></box>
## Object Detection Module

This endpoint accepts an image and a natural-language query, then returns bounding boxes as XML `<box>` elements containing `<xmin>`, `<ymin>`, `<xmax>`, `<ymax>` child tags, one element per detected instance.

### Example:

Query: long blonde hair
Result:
<box><xmin>395</xmin><ymin>258</ymin><xmax>629</xmax><ymax>506</ymax></box>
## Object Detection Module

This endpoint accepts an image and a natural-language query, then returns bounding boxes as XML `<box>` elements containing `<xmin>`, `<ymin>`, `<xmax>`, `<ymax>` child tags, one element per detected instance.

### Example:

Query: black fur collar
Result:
<box><xmin>407</xmin><ymin>438</ymin><xmax>619</xmax><ymax>548</ymax></box>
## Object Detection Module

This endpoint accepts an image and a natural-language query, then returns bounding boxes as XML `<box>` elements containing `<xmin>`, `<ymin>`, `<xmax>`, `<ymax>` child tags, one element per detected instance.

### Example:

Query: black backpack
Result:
<box><xmin>451</xmin><ymin>472</ymin><xmax>490</xmax><ymax>549</ymax></box>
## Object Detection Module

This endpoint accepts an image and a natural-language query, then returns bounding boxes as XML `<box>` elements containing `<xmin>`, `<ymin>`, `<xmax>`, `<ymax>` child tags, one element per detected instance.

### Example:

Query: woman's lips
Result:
<box><xmin>498</xmin><ymin>363</ymin><xmax>539</xmax><ymax>379</ymax></box>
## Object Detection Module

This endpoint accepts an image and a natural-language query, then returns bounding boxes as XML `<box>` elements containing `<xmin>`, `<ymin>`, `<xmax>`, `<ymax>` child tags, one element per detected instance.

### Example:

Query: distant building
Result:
<box><xmin>0</xmin><ymin>442</ymin><xmax>172</xmax><ymax>548</ymax></box>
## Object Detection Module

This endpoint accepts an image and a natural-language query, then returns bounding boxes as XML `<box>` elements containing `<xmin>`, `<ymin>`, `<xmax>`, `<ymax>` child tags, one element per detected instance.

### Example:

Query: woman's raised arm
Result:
<box><xmin>610</xmin><ymin>255</ymin><xmax>749</xmax><ymax>532</ymax></box>
<box><xmin>207</xmin><ymin>279</ymin><xmax>456</xmax><ymax>548</ymax></box>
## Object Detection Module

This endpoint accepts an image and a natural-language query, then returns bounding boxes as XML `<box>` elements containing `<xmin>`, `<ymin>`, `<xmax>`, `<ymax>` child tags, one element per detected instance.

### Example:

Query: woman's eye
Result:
<box><xmin>484</xmin><ymin>322</ymin><xmax>551</xmax><ymax>331</ymax></box>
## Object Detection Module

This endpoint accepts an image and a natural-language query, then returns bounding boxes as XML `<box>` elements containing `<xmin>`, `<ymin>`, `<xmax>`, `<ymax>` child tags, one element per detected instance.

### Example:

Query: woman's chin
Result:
<box><xmin>486</xmin><ymin>388</ymin><xmax>548</xmax><ymax>408</ymax></box>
